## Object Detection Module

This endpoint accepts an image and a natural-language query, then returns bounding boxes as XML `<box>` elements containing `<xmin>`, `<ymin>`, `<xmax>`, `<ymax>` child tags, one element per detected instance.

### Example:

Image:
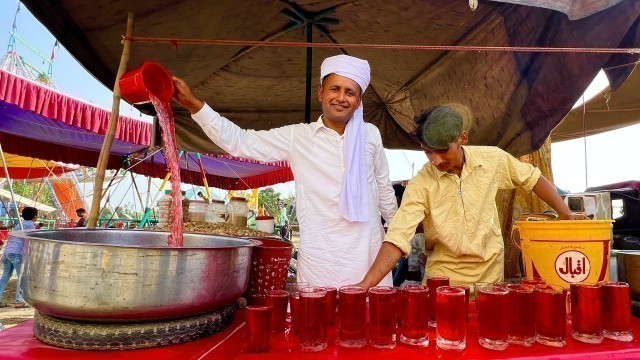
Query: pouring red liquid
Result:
<box><xmin>120</xmin><ymin>62</ymin><xmax>183</xmax><ymax>246</ymax></box>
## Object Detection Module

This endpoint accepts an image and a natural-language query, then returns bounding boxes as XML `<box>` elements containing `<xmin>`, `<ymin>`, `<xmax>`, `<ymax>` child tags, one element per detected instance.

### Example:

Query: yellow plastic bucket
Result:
<box><xmin>514</xmin><ymin>220</ymin><xmax>613</xmax><ymax>289</ymax></box>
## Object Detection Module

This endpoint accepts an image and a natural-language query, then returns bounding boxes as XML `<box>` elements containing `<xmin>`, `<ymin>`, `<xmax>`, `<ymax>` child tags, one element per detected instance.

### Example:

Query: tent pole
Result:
<box><xmin>304</xmin><ymin>23</ymin><xmax>312</xmax><ymax>124</ymax></box>
<box><xmin>88</xmin><ymin>12</ymin><xmax>134</xmax><ymax>228</ymax></box>
<box><xmin>0</xmin><ymin>142</ymin><xmax>23</xmax><ymax>230</ymax></box>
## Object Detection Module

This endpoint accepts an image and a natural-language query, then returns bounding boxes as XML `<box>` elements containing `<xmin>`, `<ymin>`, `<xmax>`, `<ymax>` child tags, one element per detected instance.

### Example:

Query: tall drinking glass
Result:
<box><xmin>400</xmin><ymin>284</ymin><xmax>429</xmax><ymax>347</ymax></box>
<box><xmin>535</xmin><ymin>285</ymin><xmax>567</xmax><ymax>347</ymax></box>
<box><xmin>427</xmin><ymin>276</ymin><xmax>450</xmax><ymax>327</ymax></box>
<box><xmin>436</xmin><ymin>286</ymin><xmax>466</xmax><ymax>351</ymax></box>
<box><xmin>324</xmin><ymin>286</ymin><xmax>338</xmax><ymax>326</ymax></box>
<box><xmin>368</xmin><ymin>286</ymin><xmax>397</xmax><ymax>349</ymax></box>
<box><xmin>338</xmin><ymin>286</ymin><xmax>367</xmax><ymax>348</ymax></box>
<box><xmin>286</xmin><ymin>281</ymin><xmax>310</xmax><ymax>294</ymax></box>
<box><xmin>522</xmin><ymin>277</ymin><xmax>545</xmax><ymax>289</ymax></box>
<box><xmin>477</xmin><ymin>285</ymin><xmax>509</xmax><ymax>350</ymax></box>
<box><xmin>570</xmin><ymin>283</ymin><xmax>603</xmax><ymax>344</ymax></box>
<box><xmin>299</xmin><ymin>287</ymin><xmax>328</xmax><ymax>352</ymax></box>
<box><xmin>451</xmin><ymin>285</ymin><xmax>470</xmax><ymax>321</ymax></box>
<box><xmin>601</xmin><ymin>281</ymin><xmax>634</xmax><ymax>342</ymax></box>
<box><xmin>473</xmin><ymin>282</ymin><xmax>490</xmax><ymax>319</ymax></box>
<box><xmin>506</xmin><ymin>284</ymin><xmax>535</xmax><ymax>346</ymax></box>
<box><xmin>289</xmin><ymin>291</ymin><xmax>301</xmax><ymax>336</ymax></box>
<box><xmin>265</xmin><ymin>290</ymin><xmax>289</xmax><ymax>331</ymax></box>
<box><xmin>246</xmin><ymin>305</ymin><xmax>273</xmax><ymax>353</ymax></box>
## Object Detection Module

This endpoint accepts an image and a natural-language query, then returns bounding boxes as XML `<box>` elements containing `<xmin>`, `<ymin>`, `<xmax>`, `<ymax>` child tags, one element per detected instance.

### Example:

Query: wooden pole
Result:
<box><xmin>88</xmin><ymin>13</ymin><xmax>134</xmax><ymax>228</ymax></box>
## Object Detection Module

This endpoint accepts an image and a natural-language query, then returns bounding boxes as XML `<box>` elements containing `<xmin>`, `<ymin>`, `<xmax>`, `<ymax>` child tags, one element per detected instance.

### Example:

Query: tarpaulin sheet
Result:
<box><xmin>20</xmin><ymin>0</ymin><xmax>640</xmax><ymax>157</ymax></box>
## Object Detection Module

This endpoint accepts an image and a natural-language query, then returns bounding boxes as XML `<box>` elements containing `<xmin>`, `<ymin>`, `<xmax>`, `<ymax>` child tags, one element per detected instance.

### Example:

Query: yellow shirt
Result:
<box><xmin>385</xmin><ymin>146</ymin><xmax>541</xmax><ymax>286</ymax></box>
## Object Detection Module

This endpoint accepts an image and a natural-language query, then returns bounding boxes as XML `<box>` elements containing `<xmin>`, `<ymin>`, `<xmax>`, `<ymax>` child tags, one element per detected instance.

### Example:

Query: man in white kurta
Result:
<box><xmin>174</xmin><ymin>55</ymin><xmax>397</xmax><ymax>288</ymax></box>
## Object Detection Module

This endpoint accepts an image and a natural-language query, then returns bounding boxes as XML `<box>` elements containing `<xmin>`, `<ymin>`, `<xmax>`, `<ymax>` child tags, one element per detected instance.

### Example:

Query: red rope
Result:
<box><xmin>122</xmin><ymin>36</ymin><xmax>640</xmax><ymax>54</ymax></box>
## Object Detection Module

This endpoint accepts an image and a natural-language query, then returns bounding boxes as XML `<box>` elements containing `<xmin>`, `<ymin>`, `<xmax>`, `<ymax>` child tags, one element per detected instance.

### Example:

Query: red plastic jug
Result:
<box><xmin>118</xmin><ymin>62</ymin><xmax>174</xmax><ymax>104</ymax></box>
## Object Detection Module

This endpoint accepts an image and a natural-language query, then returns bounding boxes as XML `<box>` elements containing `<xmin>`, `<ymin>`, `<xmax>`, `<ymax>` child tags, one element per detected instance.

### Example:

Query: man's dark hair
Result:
<box><xmin>413</xmin><ymin>105</ymin><xmax>463</xmax><ymax>149</ymax></box>
<box><xmin>22</xmin><ymin>207</ymin><xmax>38</xmax><ymax>221</ymax></box>
<box><xmin>393</xmin><ymin>183</ymin><xmax>405</xmax><ymax>200</ymax></box>
<box><xmin>76</xmin><ymin>208</ymin><xmax>86</xmax><ymax>213</ymax></box>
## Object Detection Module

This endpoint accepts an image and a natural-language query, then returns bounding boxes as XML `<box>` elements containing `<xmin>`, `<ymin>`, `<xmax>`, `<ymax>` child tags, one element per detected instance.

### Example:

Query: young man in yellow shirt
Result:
<box><xmin>357</xmin><ymin>106</ymin><xmax>586</xmax><ymax>288</ymax></box>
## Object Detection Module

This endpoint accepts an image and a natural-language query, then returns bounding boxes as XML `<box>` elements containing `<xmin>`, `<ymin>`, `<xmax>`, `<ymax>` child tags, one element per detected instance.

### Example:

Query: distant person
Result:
<box><xmin>75</xmin><ymin>208</ymin><xmax>87</xmax><ymax>227</ymax></box>
<box><xmin>277</xmin><ymin>199</ymin><xmax>289</xmax><ymax>241</ymax></box>
<box><xmin>0</xmin><ymin>206</ymin><xmax>37</xmax><ymax>308</ymax></box>
<box><xmin>197</xmin><ymin>191</ymin><xmax>209</xmax><ymax>202</ymax></box>
<box><xmin>392</xmin><ymin>184</ymin><xmax>425</xmax><ymax>286</ymax></box>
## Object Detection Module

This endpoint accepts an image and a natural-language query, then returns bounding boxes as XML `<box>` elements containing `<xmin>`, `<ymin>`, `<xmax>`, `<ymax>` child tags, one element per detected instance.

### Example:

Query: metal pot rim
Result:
<box><xmin>10</xmin><ymin>228</ymin><xmax>258</xmax><ymax>250</ymax></box>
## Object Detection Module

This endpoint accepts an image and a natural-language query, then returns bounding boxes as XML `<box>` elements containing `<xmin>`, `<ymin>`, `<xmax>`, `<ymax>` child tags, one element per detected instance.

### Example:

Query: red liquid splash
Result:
<box><xmin>150</xmin><ymin>95</ymin><xmax>184</xmax><ymax>247</ymax></box>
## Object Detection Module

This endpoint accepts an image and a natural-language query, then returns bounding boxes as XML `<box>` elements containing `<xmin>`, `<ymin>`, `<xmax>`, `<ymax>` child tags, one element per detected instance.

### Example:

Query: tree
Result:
<box><xmin>258</xmin><ymin>187</ymin><xmax>282</xmax><ymax>219</ymax></box>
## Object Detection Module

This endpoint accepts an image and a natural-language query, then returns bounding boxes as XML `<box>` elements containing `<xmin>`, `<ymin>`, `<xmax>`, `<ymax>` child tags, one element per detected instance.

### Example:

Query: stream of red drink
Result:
<box><xmin>150</xmin><ymin>95</ymin><xmax>184</xmax><ymax>247</ymax></box>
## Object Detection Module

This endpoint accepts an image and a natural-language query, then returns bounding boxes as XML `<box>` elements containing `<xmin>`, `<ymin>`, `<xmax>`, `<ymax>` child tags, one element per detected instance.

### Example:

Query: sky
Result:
<box><xmin>1</xmin><ymin>1</ymin><xmax>639</xmax><ymax>208</ymax></box>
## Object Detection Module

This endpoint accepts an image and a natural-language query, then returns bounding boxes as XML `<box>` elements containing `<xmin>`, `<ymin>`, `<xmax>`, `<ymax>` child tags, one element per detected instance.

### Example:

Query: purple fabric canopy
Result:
<box><xmin>0</xmin><ymin>70</ymin><xmax>293</xmax><ymax>189</ymax></box>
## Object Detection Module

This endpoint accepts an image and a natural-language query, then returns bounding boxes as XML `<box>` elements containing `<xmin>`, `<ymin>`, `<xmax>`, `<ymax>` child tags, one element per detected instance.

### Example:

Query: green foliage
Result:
<box><xmin>258</xmin><ymin>187</ymin><xmax>281</xmax><ymax>219</ymax></box>
<box><xmin>258</xmin><ymin>188</ymin><xmax>296</xmax><ymax>223</ymax></box>
<box><xmin>2</xmin><ymin>180</ymin><xmax>56</xmax><ymax>209</ymax></box>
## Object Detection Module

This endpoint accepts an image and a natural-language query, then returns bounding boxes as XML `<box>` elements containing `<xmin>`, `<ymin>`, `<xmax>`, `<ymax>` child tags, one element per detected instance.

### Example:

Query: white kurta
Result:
<box><xmin>193</xmin><ymin>104</ymin><xmax>397</xmax><ymax>288</ymax></box>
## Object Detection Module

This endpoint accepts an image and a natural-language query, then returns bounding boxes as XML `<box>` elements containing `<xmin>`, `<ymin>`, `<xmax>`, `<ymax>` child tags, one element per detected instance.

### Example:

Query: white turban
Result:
<box><xmin>320</xmin><ymin>55</ymin><xmax>370</xmax><ymax>222</ymax></box>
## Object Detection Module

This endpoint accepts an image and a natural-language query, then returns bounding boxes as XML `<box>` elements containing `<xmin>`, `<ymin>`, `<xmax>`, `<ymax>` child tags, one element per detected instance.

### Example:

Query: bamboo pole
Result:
<box><xmin>88</xmin><ymin>13</ymin><xmax>134</xmax><ymax>228</ymax></box>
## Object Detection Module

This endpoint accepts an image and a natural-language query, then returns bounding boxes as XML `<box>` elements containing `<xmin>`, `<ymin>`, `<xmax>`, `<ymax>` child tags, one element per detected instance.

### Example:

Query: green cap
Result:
<box><xmin>418</xmin><ymin>106</ymin><xmax>463</xmax><ymax>150</ymax></box>
<box><xmin>164</xmin><ymin>189</ymin><xmax>171</xmax><ymax>195</ymax></box>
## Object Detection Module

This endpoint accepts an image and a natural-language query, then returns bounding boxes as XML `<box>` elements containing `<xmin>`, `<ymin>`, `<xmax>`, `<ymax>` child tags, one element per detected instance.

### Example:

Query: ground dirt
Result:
<box><xmin>0</xmin><ymin>277</ymin><xmax>34</xmax><ymax>329</ymax></box>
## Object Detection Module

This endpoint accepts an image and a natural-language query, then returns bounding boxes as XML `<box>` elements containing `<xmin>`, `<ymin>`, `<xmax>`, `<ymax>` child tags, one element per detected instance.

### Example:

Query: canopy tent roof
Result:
<box><xmin>551</xmin><ymin>65</ymin><xmax>640</xmax><ymax>143</ymax></box>
<box><xmin>0</xmin><ymin>153</ymin><xmax>78</xmax><ymax>179</ymax></box>
<box><xmin>0</xmin><ymin>68</ymin><xmax>293</xmax><ymax>189</ymax></box>
<box><xmin>0</xmin><ymin>188</ymin><xmax>56</xmax><ymax>213</ymax></box>
<box><xmin>21</xmin><ymin>0</ymin><xmax>640</xmax><ymax>157</ymax></box>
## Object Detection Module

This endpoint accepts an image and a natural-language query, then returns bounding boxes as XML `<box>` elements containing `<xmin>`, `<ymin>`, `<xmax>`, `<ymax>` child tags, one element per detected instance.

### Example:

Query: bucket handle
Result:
<box><xmin>511</xmin><ymin>225</ymin><xmax>522</xmax><ymax>252</ymax></box>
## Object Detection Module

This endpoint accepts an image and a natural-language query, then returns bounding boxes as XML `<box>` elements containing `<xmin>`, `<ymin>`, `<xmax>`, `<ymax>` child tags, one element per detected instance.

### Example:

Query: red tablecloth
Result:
<box><xmin>1</xmin><ymin>307</ymin><xmax>640</xmax><ymax>359</ymax></box>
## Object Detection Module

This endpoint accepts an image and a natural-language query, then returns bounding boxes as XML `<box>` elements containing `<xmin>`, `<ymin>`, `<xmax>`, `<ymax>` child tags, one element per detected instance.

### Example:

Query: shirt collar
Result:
<box><xmin>429</xmin><ymin>146</ymin><xmax>484</xmax><ymax>179</ymax></box>
<box><xmin>462</xmin><ymin>146</ymin><xmax>485</xmax><ymax>170</ymax></box>
<box><xmin>312</xmin><ymin>116</ymin><xmax>326</xmax><ymax>134</ymax></box>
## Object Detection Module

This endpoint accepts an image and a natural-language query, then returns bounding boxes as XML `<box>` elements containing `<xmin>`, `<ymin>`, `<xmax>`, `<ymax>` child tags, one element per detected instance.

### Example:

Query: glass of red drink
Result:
<box><xmin>400</xmin><ymin>284</ymin><xmax>429</xmax><ymax>347</ymax></box>
<box><xmin>299</xmin><ymin>286</ymin><xmax>328</xmax><ymax>352</ymax></box>
<box><xmin>477</xmin><ymin>285</ymin><xmax>509</xmax><ymax>350</ymax></box>
<box><xmin>427</xmin><ymin>276</ymin><xmax>449</xmax><ymax>327</ymax></box>
<box><xmin>246</xmin><ymin>305</ymin><xmax>273</xmax><ymax>353</ymax></box>
<box><xmin>522</xmin><ymin>277</ymin><xmax>545</xmax><ymax>289</ymax></box>
<box><xmin>338</xmin><ymin>286</ymin><xmax>367</xmax><ymax>348</ymax></box>
<box><xmin>436</xmin><ymin>286</ymin><xmax>466</xmax><ymax>351</ymax></box>
<box><xmin>601</xmin><ymin>281</ymin><xmax>634</xmax><ymax>342</ymax></box>
<box><xmin>473</xmin><ymin>282</ymin><xmax>490</xmax><ymax>319</ymax></box>
<box><xmin>506</xmin><ymin>284</ymin><xmax>535</xmax><ymax>346</ymax></box>
<box><xmin>289</xmin><ymin>291</ymin><xmax>301</xmax><ymax>336</ymax></box>
<box><xmin>451</xmin><ymin>285</ymin><xmax>470</xmax><ymax>321</ymax></box>
<box><xmin>286</xmin><ymin>281</ymin><xmax>310</xmax><ymax>294</ymax></box>
<box><xmin>570</xmin><ymin>283</ymin><xmax>603</xmax><ymax>344</ymax></box>
<box><xmin>265</xmin><ymin>290</ymin><xmax>288</xmax><ymax>331</ymax></box>
<box><xmin>324</xmin><ymin>286</ymin><xmax>338</xmax><ymax>326</ymax></box>
<box><xmin>534</xmin><ymin>285</ymin><xmax>567</xmax><ymax>347</ymax></box>
<box><xmin>368</xmin><ymin>286</ymin><xmax>397</xmax><ymax>349</ymax></box>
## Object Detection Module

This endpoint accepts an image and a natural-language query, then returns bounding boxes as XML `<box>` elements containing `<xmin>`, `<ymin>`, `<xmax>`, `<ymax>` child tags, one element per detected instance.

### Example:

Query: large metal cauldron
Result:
<box><xmin>14</xmin><ymin>229</ymin><xmax>256</xmax><ymax>323</ymax></box>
